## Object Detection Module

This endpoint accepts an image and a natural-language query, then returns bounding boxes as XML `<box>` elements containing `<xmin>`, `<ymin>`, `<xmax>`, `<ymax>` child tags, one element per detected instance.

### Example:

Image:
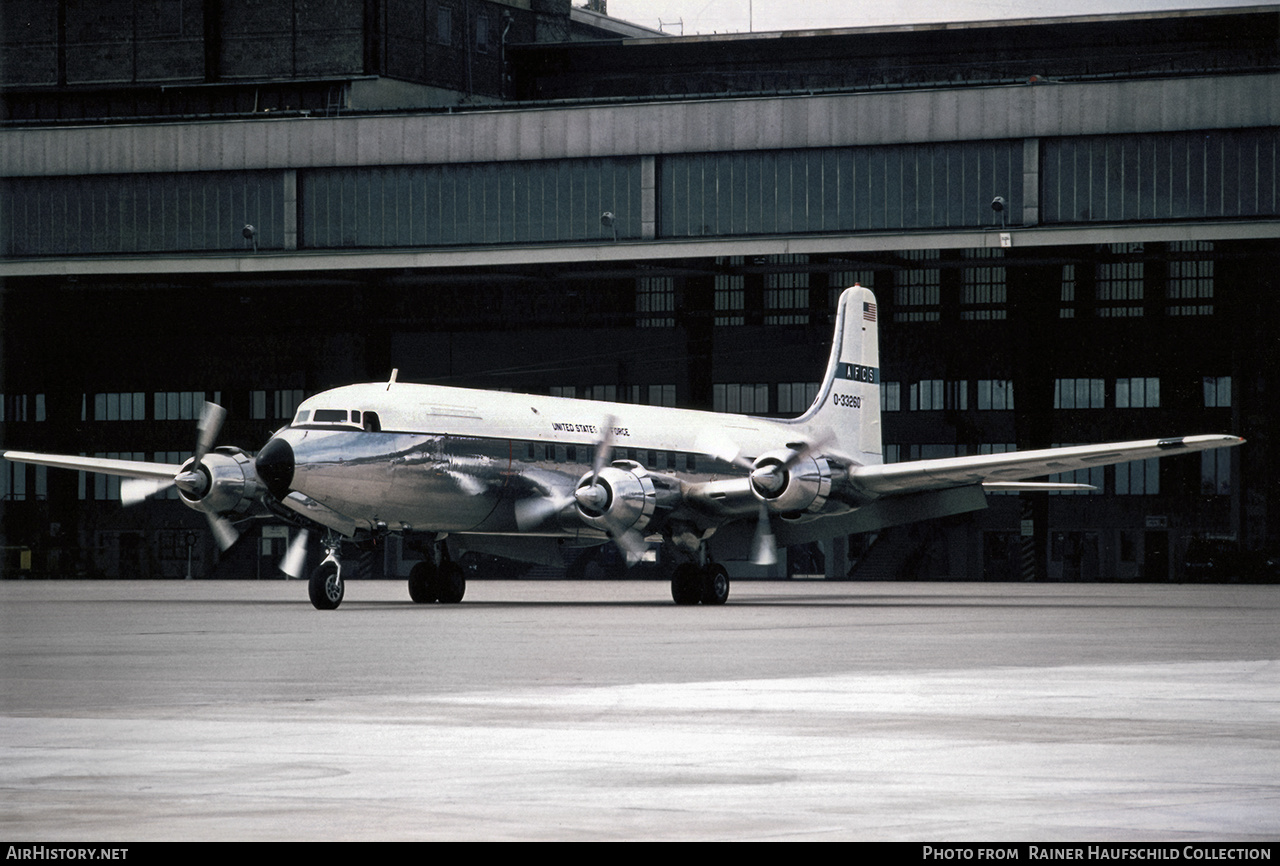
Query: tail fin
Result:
<box><xmin>793</xmin><ymin>285</ymin><xmax>882</xmax><ymax>467</ymax></box>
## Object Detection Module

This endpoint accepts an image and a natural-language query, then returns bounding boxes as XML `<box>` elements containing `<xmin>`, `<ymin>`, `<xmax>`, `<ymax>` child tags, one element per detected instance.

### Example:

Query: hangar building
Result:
<box><xmin>1</xmin><ymin>2</ymin><xmax>1277</xmax><ymax>582</ymax></box>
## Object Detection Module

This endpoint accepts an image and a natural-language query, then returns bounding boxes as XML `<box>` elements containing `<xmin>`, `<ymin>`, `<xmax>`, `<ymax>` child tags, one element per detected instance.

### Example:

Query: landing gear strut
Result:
<box><xmin>407</xmin><ymin>540</ymin><xmax>466</xmax><ymax>604</ymax></box>
<box><xmin>308</xmin><ymin>533</ymin><xmax>344</xmax><ymax>610</ymax></box>
<box><xmin>670</xmin><ymin>561</ymin><xmax>730</xmax><ymax>605</ymax></box>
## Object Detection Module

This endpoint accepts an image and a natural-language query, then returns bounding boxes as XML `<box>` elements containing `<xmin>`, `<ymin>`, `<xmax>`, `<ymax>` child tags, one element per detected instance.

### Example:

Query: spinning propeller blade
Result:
<box><xmin>120</xmin><ymin>477</ymin><xmax>174</xmax><ymax>507</ymax></box>
<box><xmin>280</xmin><ymin>528</ymin><xmax>310</xmax><ymax>579</ymax></box>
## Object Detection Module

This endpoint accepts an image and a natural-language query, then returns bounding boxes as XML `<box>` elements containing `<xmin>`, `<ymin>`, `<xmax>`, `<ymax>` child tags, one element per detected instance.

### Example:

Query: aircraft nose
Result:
<box><xmin>255</xmin><ymin>436</ymin><xmax>295</xmax><ymax>501</ymax></box>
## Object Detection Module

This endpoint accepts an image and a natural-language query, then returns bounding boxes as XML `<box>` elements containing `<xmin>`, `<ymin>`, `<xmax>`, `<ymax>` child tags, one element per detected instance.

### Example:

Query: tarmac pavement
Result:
<box><xmin>1</xmin><ymin>579</ymin><xmax>1277</xmax><ymax>841</ymax></box>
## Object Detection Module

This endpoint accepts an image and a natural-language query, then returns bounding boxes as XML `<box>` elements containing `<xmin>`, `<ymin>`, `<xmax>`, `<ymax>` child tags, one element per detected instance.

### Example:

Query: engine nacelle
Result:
<box><xmin>750</xmin><ymin>449</ymin><xmax>833</xmax><ymax>514</ymax></box>
<box><xmin>177</xmin><ymin>448</ymin><xmax>264</xmax><ymax>517</ymax></box>
<box><xmin>573</xmin><ymin>460</ymin><xmax>657</xmax><ymax>535</ymax></box>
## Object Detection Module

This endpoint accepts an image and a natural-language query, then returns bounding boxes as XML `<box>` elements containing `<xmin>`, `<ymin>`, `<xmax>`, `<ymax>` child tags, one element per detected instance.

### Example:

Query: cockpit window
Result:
<box><xmin>296</xmin><ymin>408</ymin><xmax>381</xmax><ymax>430</ymax></box>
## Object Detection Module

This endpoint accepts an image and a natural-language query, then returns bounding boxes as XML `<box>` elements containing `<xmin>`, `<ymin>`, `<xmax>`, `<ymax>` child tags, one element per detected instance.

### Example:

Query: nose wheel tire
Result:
<box><xmin>309</xmin><ymin>561</ymin><xmax>344</xmax><ymax>610</ymax></box>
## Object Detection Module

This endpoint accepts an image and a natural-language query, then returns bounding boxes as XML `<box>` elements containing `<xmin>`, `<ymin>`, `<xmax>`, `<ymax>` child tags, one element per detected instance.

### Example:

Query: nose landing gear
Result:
<box><xmin>308</xmin><ymin>533</ymin><xmax>345</xmax><ymax>610</ymax></box>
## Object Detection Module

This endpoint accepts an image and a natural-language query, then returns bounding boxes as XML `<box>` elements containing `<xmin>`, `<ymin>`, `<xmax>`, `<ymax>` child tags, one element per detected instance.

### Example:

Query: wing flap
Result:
<box><xmin>852</xmin><ymin>435</ymin><xmax>1243</xmax><ymax>497</ymax></box>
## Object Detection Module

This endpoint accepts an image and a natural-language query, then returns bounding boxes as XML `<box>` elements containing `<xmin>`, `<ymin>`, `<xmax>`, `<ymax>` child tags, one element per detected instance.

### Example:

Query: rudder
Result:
<box><xmin>792</xmin><ymin>285</ymin><xmax>882</xmax><ymax>467</ymax></box>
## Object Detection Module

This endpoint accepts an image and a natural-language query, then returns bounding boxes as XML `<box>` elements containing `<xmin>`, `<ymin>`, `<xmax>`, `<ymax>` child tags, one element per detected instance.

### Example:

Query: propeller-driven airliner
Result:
<box><xmin>3</xmin><ymin>286</ymin><xmax>1243</xmax><ymax>609</ymax></box>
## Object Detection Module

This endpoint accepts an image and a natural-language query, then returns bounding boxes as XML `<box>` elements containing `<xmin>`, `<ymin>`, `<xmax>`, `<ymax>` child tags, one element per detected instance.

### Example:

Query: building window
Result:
<box><xmin>301</xmin><ymin>157</ymin><xmax>642</xmax><ymax>249</ymax></box>
<box><xmin>587</xmin><ymin>385</ymin><xmax>617</xmax><ymax>402</ymax></box>
<box><xmin>1167</xmin><ymin>241</ymin><xmax>1215</xmax><ymax>316</ymax></box>
<box><xmin>961</xmin><ymin>248</ymin><xmax>1007</xmax><ymax>320</ymax></box>
<box><xmin>977</xmin><ymin>380</ymin><xmax>1014</xmax><ymax>411</ymax></box>
<box><xmin>1204</xmin><ymin>376</ymin><xmax>1232</xmax><ymax>408</ymax></box>
<box><xmin>910</xmin><ymin>380</ymin><xmax>966</xmax><ymax>411</ymax></box>
<box><xmin>881</xmin><ymin>381</ymin><xmax>901</xmax><ymax>412</ymax></box>
<box><xmin>1041</xmin><ymin>129</ymin><xmax>1280</xmax><ymax>224</ymax></box>
<box><xmin>549</xmin><ymin>386</ymin><xmax>576</xmax><ymax>399</ymax></box>
<box><xmin>155</xmin><ymin>391</ymin><xmax>221</xmax><ymax>421</ymax></box>
<box><xmin>777</xmin><ymin>382</ymin><xmax>818</xmax><ymax>415</ymax></box>
<box><xmin>1202</xmin><ymin>449</ymin><xmax>1232</xmax><ymax>495</ymax></box>
<box><xmin>636</xmin><ymin>276</ymin><xmax>675</xmax><ymax>327</ymax></box>
<box><xmin>645</xmin><ymin>383</ymin><xmax>675</xmax><ymax>406</ymax></box>
<box><xmin>85</xmin><ymin>393</ymin><xmax>146</xmax><ymax>421</ymax></box>
<box><xmin>249</xmin><ymin>390</ymin><xmax>299</xmax><ymax>420</ymax></box>
<box><xmin>1096</xmin><ymin>244</ymin><xmax>1145</xmax><ymax>317</ymax></box>
<box><xmin>658</xmin><ymin>140</ymin><xmax>1023</xmax><ymax>238</ymax></box>
<box><xmin>829</xmin><ymin>270</ymin><xmax>875</xmax><ymax>310</ymax></box>
<box><xmin>714</xmin><ymin>257</ymin><xmax>745</xmax><ymax>325</ymax></box>
<box><xmin>1054</xmin><ymin>378</ymin><xmax>1105</xmax><ymax>409</ymax></box>
<box><xmin>476</xmin><ymin>13</ymin><xmax>490</xmax><ymax>53</ymax></box>
<box><xmin>1060</xmin><ymin>264</ymin><xmax>1076</xmax><ymax>319</ymax></box>
<box><xmin>764</xmin><ymin>255</ymin><xmax>809</xmax><ymax>325</ymax></box>
<box><xmin>713</xmin><ymin>384</ymin><xmax>768</xmax><ymax>414</ymax></box>
<box><xmin>894</xmin><ymin>251</ymin><xmax>941</xmax><ymax>323</ymax></box>
<box><xmin>1</xmin><ymin>393</ymin><xmax>46</xmax><ymax>422</ymax></box>
<box><xmin>437</xmin><ymin>7</ymin><xmax>453</xmax><ymax>45</ymax></box>
<box><xmin>1</xmin><ymin>459</ymin><xmax>45</xmax><ymax>501</ymax></box>
<box><xmin>1115</xmin><ymin>377</ymin><xmax>1159</xmax><ymax>409</ymax></box>
<box><xmin>1115</xmin><ymin>458</ymin><xmax>1159</xmax><ymax>495</ymax></box>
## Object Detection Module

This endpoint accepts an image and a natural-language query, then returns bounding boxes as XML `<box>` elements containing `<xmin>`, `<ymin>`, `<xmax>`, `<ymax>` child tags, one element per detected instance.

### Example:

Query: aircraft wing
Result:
<box><xmin>2</xmin><ymin>450</ymin><xmax>181</xmax><ymax>480</ymax></box>
<box><xmin>850</xmin><ymin>434</ymin><xmax>1244</xmax><ymax>497</ymax></box>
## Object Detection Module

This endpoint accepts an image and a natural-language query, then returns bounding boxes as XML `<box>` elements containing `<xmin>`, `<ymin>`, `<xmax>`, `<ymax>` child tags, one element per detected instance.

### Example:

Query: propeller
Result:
<box><xmin>694</xmin><ymin>428</ymin><xmax>835</xmax><ymax>567</ymax></box>
<box><xmin>280</xmin><ymin>528</ymin><xmax>310</xmax><ymax>579</ymax></box>
<box><xmin>516</xmin><ymin>416</ymin><xmax>619</xmax><ymax>532</ymax></box>
<box><xmin>515</xmin><ymin>416</ymin><xmax>651</xmax><ymax>565</ymax></box>
<box><xmin>751</xmin><ymin>500</ymin><xmax>778</xmax><ymax>566</ymax></box>
<box><xmin>118</xmin><ymin>401</ymin><xmax>241</xmax><ymax>551</ymax></box>
<box><xmin>514</xmin><ymin>487</ymin><xmax>575</xmax><ymax>531</ymax></box>
<box><xmin>120</xmin><ymin>477</ymin><xmax>173</xmax><ymax>507</ymax></box>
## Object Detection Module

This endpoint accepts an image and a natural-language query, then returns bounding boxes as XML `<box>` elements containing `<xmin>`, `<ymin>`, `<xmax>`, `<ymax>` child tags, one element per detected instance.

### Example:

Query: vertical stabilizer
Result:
<box><xmin>793</xmin><ymin>285</ymin><xmax>882</xmax><ymax>467</ymax></box>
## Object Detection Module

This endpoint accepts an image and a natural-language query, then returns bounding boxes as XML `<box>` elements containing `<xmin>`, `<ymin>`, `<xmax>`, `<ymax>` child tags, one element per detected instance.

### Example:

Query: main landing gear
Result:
<box><xmin>407</xmin><ymin>541</ymin><xmax>466</xmax><ymax>604</ymax></box>
<box><xmin>670</xmin><ymin>561</ymin><xmax>730</xmax><ymax>606</ymax></box>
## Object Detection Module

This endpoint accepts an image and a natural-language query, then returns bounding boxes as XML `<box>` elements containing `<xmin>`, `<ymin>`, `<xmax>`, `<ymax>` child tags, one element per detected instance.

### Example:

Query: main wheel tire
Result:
<box><xmin>408</xmin><ymin>561</ymin><xmax>438</xmax><ymax>603</ymax></box>
<box><xmin>701</xmin><ymin>563</ymin><xmax>730</xmax><ymax>605</ymax></box>
<box><xmin>671</xmin><ymin>563</ymin><xmax>702</xmax><ymax>605</ymax></box>
<box><xmin>309</xmin><ymin>561</ymin><xmax>344</xmax><ymax>610</ymax></box>
<box><xmin>436</xmin><ymin>561</ymin><xmax>466</xmax><ymax>604</ymax></box>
